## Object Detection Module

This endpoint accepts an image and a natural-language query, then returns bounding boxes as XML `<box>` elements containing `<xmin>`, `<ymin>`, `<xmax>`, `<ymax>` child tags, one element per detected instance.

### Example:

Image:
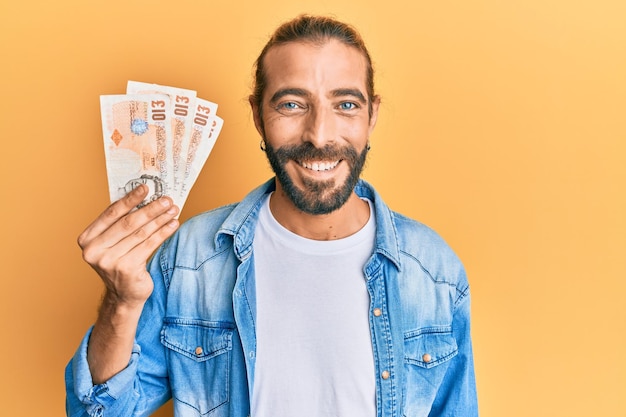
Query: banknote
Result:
<box><xmin>179</xmin><ymin>98</ymin><xmax>223</xmax><ymax>208</ymax></box>
<box><xmin>100</xmin><ymin>94</ymin><xmax>176</xmax><ymax>207</ymax></box>
<box><xmin>126</xmin><ymin>81</ymin><xmax>197</xmax><ymax>196</ymax></box>
<box><xmin>100</xmin><ymin>82</ymin><xmax>223</xmax><ymax>214</ymax></box>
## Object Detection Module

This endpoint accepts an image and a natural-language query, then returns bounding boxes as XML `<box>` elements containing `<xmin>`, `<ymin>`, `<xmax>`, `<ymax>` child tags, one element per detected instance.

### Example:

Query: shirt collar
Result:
<box><xmin>216</xmin><ymin>178</ymin><xmax>401</xmax><ymax>268</ymax></box>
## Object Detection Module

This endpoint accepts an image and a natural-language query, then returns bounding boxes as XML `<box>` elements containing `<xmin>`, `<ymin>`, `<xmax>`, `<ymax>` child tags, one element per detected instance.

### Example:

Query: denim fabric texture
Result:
<box><xmin>65</xmin><ymin>178</ymin><xmax>478</xmax><ymax>417</ymax></box>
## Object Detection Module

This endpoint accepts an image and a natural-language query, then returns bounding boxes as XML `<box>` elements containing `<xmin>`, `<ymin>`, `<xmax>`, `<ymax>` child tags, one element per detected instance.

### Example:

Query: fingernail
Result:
<box><xmin>167</xmin><ymin>206</ymin><xmax>177</xmax><ymax>215</ymax></box>
<box><xmin>160</xmin><ymin>198</ymin><xmax>171</xmax><ymax>207</ymax></box>
<box><xmin>167</xmin><ymin>219</ymin><xmax>179</xmax><ymax>228</ymax></box>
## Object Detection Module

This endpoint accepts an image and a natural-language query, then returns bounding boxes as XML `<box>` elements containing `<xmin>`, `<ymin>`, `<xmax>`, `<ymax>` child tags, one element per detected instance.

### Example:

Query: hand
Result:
<box><xmin>78</xmin><ymin>184</ymin><xmax>180</xmax><ymax>308</ymax></box>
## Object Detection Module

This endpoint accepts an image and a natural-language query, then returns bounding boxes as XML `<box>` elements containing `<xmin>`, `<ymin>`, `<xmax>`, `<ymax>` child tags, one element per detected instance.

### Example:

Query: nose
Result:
<box><xmin>302</xmin><ymin>106</ymin><xmax>335</xmax><ymax>148</ymax></box>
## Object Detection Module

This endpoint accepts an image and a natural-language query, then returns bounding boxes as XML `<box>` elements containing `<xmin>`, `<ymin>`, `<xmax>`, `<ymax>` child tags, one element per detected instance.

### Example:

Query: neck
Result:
<box><xmin>269</xmin><ymin>186</ymin><xmax>370</xmax><ymax>241</ymax></box>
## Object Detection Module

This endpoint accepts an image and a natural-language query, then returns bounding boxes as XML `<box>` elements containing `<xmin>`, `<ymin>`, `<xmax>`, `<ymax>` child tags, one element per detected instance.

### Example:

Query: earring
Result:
<box><xmin>366</xmin><ymin>141</ymin><xmax>371</xmax><ymax>151</ymax></box>
<box><xmin>260</xmin><ymin>140</ymin><xmax>266</xmax><ymax>151</ymax></box>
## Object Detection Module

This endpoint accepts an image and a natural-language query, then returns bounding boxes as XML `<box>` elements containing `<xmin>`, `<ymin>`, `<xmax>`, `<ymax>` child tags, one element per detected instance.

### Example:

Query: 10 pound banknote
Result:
<box><xmin>100</xmin><ymin>82</ymin><xmax>223</xmax><ymax>213</ymax></box>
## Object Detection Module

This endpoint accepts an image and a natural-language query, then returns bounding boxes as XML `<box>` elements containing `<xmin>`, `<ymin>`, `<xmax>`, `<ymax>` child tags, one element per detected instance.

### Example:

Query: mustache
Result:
<box><xmin>268</xmin><ymin>142</ymin><xmax>360</xmax><ymax>163</ymax></box>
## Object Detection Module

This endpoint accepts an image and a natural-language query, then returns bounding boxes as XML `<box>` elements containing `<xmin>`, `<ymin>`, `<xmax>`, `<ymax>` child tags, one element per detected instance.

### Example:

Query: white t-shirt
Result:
<box><xmin>251</xmin><ymin>194</ymin><xmax>376</xmax><ymax>417</ymax></box>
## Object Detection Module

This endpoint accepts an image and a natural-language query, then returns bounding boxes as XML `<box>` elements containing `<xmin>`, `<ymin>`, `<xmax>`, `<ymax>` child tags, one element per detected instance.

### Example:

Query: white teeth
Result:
<box><xmin>301</xmin><ymin>160</ymin><xmax>339</xmax><ymax>171</ymax></box>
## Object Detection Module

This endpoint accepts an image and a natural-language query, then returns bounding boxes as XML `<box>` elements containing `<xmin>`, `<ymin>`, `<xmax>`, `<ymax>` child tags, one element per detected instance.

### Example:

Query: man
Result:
<box><xmin>66</xmin><ymin>15</ymin><xmax>478</xmax><ymax>417</ymax></box>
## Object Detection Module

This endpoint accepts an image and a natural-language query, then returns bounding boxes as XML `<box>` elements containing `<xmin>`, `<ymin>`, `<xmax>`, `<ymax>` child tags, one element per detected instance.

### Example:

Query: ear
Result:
<box><xmin>249</xmin><ymin>96</ymin><xmax>264</xmax><ymax>136</ymax></box>
<box><xmin>367</xmin><ymin>95</ymin><xmax>381</xmax><ymax>136</ymax></box>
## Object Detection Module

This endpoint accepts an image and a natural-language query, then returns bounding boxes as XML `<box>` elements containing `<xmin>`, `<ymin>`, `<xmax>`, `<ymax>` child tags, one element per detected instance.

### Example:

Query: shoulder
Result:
<box><xmin>392</xmin><ymin>211</ymin><xmax>456</xmax><ymax>262</ymax></box>
<box><xmin>180</xmin><ymin>203</ymin><xmax>239</xmax><ymax>236</ymax></box>
<box><xmin>391</xmin><ymin>210</ymin><xmax>467</xmax><ymax>288</ymax></box>
<box><xmin>156</xmin><ymin>180</ymin><xmax>275</xmax><ymax>269</ymax></box>
<box><xmin>356</xmin><ymin>180</ymin><xmax>465</xmax><ymax>288</ymax></box>
<box><xmin>159</xmin><ymin>203</ymin><xmax>240</xmax><ymax>269</ymax></box>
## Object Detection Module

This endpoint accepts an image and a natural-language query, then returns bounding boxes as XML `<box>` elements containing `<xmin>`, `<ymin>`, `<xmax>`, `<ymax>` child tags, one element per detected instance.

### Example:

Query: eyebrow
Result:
<box><xmin>331</xmin><ymin>88</ymin><xmax>367</xmax><ymax>104</ymax></box>
<box><xmin>269</xmin><ymin>88</ymin><xmax>310</xmax><ymax>104</ymax></box>
<box><xmin>269</xmin><ymin>87</ymin><xmax>367</xmax><ymax>104</ymax></box>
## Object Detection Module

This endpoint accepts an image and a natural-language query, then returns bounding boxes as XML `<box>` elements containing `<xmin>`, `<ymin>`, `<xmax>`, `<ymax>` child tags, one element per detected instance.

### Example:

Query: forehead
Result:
<box><xmin>261</xmin><ymin>39</ymin><xmax>368</xmax><ymax>99</ymax></box>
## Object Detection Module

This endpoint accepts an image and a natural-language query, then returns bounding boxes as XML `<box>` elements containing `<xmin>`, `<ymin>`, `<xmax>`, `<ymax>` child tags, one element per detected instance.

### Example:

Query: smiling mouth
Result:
<box><xmin>298</xmin><ymin>160</ymin><xmax>341</xmax><ymax>172</ymax></box>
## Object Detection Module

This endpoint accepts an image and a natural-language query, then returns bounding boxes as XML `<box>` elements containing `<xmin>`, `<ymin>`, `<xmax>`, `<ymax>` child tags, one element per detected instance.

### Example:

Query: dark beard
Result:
<box><xmin>264</xmin><ymin>141</ymin><xmax>368</xmax><ymax>215</ymax></box>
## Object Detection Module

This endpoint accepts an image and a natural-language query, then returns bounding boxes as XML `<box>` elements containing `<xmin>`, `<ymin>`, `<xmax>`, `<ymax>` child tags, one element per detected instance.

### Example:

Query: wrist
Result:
<box><xmin>97</xmin><ymin>291</ymin><xmax>145</xmax><ymax>330</ymax></box>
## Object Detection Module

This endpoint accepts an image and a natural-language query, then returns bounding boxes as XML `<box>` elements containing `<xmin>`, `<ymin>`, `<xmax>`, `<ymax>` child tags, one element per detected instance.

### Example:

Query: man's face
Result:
<box><xmin>252</xmin><ymin>39</ymin><xmax>380</xmax><ymax>215</ymax></box>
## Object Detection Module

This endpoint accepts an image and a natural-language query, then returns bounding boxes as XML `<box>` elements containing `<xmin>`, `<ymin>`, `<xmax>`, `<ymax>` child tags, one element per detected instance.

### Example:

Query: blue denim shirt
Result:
<box><xmin>66</xmin><ymin>179</ymin><xmax>478</xmax><ymax>417</ymax></box>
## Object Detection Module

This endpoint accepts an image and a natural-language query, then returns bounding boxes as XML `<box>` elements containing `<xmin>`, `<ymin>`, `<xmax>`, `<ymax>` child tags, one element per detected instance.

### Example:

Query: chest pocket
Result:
<box><xmin>403</xmin><ymin>326</ymin><xmax>458</xmax><ymax>416</ymax></box>
<box><xmin>404</xmin><ymin>326</ymin><xmax>457</xmax><ymax>368</ymax></box>
<box><xmin>161</xmin><ymin>318</ymin><xmax>233</xmax><ymax>415</ymax></box>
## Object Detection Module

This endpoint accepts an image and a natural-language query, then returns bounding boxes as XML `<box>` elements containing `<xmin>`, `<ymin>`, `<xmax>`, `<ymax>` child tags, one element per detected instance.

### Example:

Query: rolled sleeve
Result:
<box><xmin>65</xmin><ymin>326</ymin><xmax>142</xmax><ymax>416</ymax></box>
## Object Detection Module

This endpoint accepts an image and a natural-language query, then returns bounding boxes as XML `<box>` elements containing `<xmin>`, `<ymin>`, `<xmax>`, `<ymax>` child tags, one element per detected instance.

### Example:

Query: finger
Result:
<box><xmin>78</xmin><ymin>185</ymin><xmax>149</xmax><ymax>248</ymax></box>
<box><xmin>116</xmin><ymin>215</ymin><xmax>180</xmax><ymax>275</ymax></box>
<box><xmin>85</xmin><ymin>194</ymin><xmax>178</xmax><ymax>255</ymax></box>
<box><xmin>105</xmin><ymin>202</ymin><xmax>180</xmax><ymax>260</ymax></box>
<box><xmin>83</xmin><ymin>201</ymin><xmax>179</xmax><ymax>271</ymax></box>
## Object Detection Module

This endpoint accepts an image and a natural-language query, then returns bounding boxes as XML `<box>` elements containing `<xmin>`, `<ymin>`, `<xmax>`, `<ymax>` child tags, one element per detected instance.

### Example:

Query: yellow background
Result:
<box><xmin>1</xmin><ymin>0</ymin><xmax>624</xmax><ymax>416</ymax></box>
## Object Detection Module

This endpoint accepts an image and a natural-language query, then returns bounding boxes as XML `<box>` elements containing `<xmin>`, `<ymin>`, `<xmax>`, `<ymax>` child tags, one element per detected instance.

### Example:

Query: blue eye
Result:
<box><xmin>280</xmin><ymin>102</ymin><xmax>300</xmax><ymax>110</ymax></box>
<box><xmin>275</xmin><ymin>101</ymin><xmax>306</xmax><ymax>115</ymax></box>
<box><xmin>339</xmin><ymin>102</ymin><xmax>357</xmax><ymax>111</ymax></box>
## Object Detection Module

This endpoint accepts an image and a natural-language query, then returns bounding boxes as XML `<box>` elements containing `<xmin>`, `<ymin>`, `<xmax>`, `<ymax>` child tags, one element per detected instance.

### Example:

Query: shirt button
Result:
<box><xmin>381</xmin><ymin>370</ymin><xmax>390</xmax><ymax>380</ymax></box>
<box><xmin>373</xmin><ymin>308</ymin><xmax>382</xmax><ymax>317</ymax></box>
<box><xmin>195</xmin><ymin>346</ymin><xmax>203</xmax><ymax>356</ymax></box>
<box><xmin>422</xmin><ymin>353</ymin><xmax>432</xmax><ymax>363</ymax></box>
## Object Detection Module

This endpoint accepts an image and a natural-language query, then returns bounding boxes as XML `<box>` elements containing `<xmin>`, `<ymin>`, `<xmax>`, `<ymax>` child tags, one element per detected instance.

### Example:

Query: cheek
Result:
<box><xmin>264</xmin><ymin>115</ymin><xmax>302</xmax><ymax>141</ymax></box>
<box><xmin>338</xmin><ymin>119</ymin><xmax>371</xmax><ymax>142</ymax></box>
